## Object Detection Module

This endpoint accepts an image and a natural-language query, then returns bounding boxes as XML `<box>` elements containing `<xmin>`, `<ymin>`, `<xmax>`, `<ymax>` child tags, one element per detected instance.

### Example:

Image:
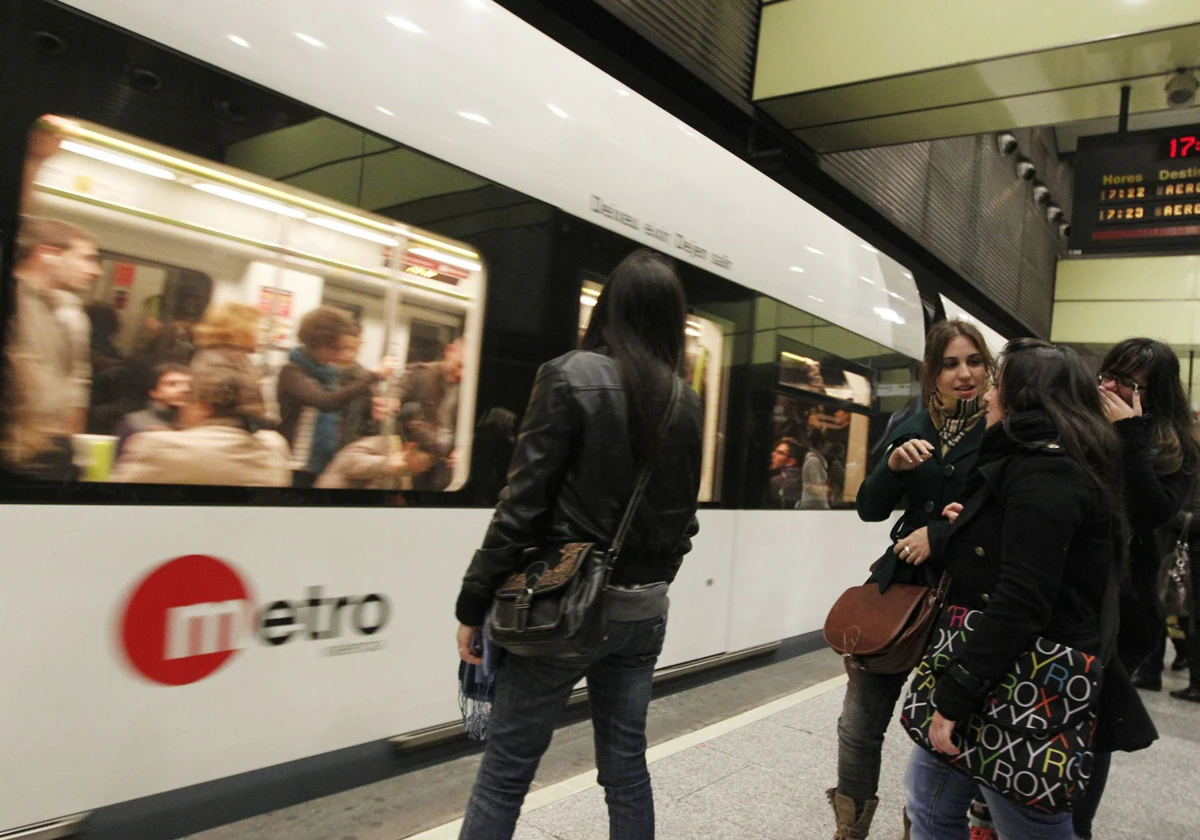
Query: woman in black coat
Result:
<box><xmin>906</xmin><ymin>339</ymin><xmax>1126</xmax><ymax>839</ymax></box>
<box><xmin>829</xmin><ymin>319</ymin><xmax>994</xmax><ymax>838</ymax></box>
<box><xmin>1150</xmin><ymin>486</ymin><xmax>1200</xmax><ymax>701</ymax></box>
<box><xmin>1073</xmin><ymin>337</ymin><xmax>1200</xmax><ymax>839</ymax></box>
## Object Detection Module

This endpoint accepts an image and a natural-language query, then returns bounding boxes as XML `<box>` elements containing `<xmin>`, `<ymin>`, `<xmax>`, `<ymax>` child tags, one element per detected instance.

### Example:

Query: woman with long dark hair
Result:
<box><xmin>905</xmin><ymin>339</ymin><xmax>1125</xmax><ymax>839</ymax></box>
<box><xmin>454</xmin><ymin>249</ymin><xmax>704</xmax><ymax>840</ymax></box>
<box><xmin>1070</xmin><ymin>337</ymin><xmax>1198</xmax><ymax>840</ymax></box>
<box><xmin>830</xmin><ymin>319</ymin><xmax>994</xmax><ymax>838</ymax></box>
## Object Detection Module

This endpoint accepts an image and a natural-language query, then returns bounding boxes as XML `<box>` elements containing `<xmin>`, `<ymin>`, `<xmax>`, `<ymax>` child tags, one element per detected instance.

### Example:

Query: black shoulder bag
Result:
<box><xmin>487</xmin><ymin>378</ymin><xmax>681</xmax><ymax>658</ymax></box>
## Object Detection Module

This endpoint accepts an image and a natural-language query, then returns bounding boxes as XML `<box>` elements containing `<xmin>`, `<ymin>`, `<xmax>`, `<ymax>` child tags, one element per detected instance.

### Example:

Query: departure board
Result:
<box><xmin>1070</xmin><ymin>124</ymin><xmax>1200</xmax><ymax>255</ymax></box>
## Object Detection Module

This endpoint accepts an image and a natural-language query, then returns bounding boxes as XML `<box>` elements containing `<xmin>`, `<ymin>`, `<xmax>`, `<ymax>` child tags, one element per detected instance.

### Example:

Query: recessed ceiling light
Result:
<box><xmin>806</xmin><ymin>246</ymin><xmax>824</xmax><ymax>255</ymax></box>
<box><xmin>61</xmin><ymin>140</ymin><xmax>176</xmax><ymax>180</ymax></box>
<box><xmin>547</xmin><ymin>104</ymin><xmax>569</xmax><ymax>119</ymax></box>
<box><xmin>616</xmin><ymin>88</ymin><xmax>631</xmax><ymax>97</ymax></box>
<box><xmin>859</xmin><ymin>276</ymin><xmax>875</xmax><ymax>285</ymax></box>
<box><xmin>307</xmin><ymin>217</ymin><xmax>399</xmax><ymax>246</ymax></box>
<box><xmin>294</xmin><ymin>33</ymin><xmax>327</xmax><ymax>49</ymax></box>
<box><xmin>194</xmin><ymin>183</ymin><xmax>306</xmax><ymax>218</ymax></box>
<box><xmin>228</xmin><ymin>35</ymin><xmax>250</xmax><ymax>48</ymax></box>
<box><xmin>458</xmin><ymin>111</ymin><xmax>490</xmax><ymax>125</ymax></box>
<box><xmin>386</xmin><ymin>16</ymin><xmax>424</xmax><ymax>34</ymax></box>
<box><xmin>789</xmin><ymin>266</ymin><xmax>804</xmax><ymax>273</ymax></box>
<box><xmin>377</xmin><ymin>106</ymin><xmax>394</xmax><ymax>116</ymax></box>
<box><xmin>409</xmin><ymin>246</ymin><xmax>482</xmax><ymax>272</ymax></box>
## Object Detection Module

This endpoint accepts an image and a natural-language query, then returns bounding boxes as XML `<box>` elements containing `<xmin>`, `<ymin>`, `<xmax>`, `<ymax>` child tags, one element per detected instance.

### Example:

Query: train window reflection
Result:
<box><xmin>5</xmin><ymin>116</ymin><xmax>485</xmax><ymax>492</ymax></box>
<box><xmin>769</xmin><ymin>393</ymin><xmax>869</xmax><ymax>510</ymax></box>
<box><xmin>779</xmin><ymin>351</ymin><xmax>873</xmax><ymax>407</ymax></box>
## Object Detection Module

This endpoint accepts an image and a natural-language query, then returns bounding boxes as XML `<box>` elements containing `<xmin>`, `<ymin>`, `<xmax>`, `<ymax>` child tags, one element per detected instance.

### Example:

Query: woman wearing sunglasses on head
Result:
<box><xmin>1073</xmin><ymin>338</ymin><xmax>1200</xmax><ymax>840</ymax></box>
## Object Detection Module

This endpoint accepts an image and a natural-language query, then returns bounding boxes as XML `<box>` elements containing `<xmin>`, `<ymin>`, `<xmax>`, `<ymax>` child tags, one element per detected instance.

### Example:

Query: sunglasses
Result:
<box><xmin>1098</xmin><ymin>371</ymin><xmax>1145</xmax><ymax>393</ymax></box>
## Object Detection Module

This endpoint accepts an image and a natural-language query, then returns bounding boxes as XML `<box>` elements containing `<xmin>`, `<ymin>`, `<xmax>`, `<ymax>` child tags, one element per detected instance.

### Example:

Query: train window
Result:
<box><xmin>577</xmin><ymin>277</ymin><xmax>730</xmax><ymax>503</ymax></box>
<box><xmin>6</xmin><ymin>116</ymin><xmax>486</xmax><ymax>491</ymax></box>
<box><xmin>779</xmin><ymin>351</ymin><xmax>873</xmax><ymax>407</ymax></box>
<box><xmin>768</xmin><ymin>391</ymin><xmax>869</xmax><ymax>510</ymax></box>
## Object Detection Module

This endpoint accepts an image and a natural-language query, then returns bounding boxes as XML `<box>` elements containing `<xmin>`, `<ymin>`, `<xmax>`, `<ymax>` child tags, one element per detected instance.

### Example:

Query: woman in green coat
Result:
<box><xmin>827</xmin><ymin>319</ymin><xmax>994</xmax><ymax>839</ymax></box>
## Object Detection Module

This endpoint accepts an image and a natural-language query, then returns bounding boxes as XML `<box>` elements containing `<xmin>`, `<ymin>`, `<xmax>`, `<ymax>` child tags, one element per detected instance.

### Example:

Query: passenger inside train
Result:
<box><xmin>4</xmin><ymin>116</ymin><xmax>484</xmax><ymax>492</ymax></box>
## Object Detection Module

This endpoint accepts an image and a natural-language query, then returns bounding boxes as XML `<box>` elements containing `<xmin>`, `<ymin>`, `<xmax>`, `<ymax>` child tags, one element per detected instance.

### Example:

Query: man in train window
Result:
<box><xmin>3</xmin><ymin>218</ymin><xmax>100</xmax><ymax>478</ymax></box>
<box><xmin>397</xmin><ymin>337</ymin><xmax>463</xmax><ymax>491</ymax></box>
<box><xmin>765</xmin><ymin>436</ymin><xmax>804</xmax><ymax>509</ymax></box>
<box><xmin>54</xmin><ymin>232</ymin><xmax>102</xmax><ymax>436</ymax></box>
<box><xmin>113</xmin><ymin>363</ymin><xmax>191</xmax><ymax>457</ymax></box>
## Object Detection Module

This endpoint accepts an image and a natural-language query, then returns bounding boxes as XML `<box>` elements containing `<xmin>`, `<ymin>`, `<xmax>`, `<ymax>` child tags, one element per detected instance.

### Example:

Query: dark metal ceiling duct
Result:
<box><xmin>590</xmin><ymin>0</ymin><xmax>759</xmax><ymax>101</ymax></box>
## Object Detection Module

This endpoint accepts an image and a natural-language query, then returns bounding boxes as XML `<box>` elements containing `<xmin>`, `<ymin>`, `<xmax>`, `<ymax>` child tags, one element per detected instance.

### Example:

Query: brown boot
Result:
<box><xmin>827</xmin><ymin>788</ymin><xmax>879</xmax><ymax>839</ymax></box>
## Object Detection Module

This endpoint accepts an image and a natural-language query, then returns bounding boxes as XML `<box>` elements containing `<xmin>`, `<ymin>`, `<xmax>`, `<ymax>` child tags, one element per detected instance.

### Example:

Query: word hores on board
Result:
<box><xmin>590</xmin><ymin>195</ymin><xmax>733</xmax><ymax>271</ymax></box>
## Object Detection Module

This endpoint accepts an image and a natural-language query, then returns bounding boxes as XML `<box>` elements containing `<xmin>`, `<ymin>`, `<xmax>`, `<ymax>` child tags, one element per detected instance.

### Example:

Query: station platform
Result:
<box><xmin>186</xmin><ymin>648</ymin><xmax>1199</xmax><ymax>840</ymax></box>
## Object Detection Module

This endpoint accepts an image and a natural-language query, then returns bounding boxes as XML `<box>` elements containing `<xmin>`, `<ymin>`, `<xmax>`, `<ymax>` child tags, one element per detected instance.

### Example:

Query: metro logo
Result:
<box><xmin>165</xmin><ymin>600</ymin><xmax>249</xmax><ymax>661</ymax></box>
<box><xmin>121</xmin><ymin>555</ymin><xmax>253</xmax><ymax>686</ymax></box>
<box><xmin>120</xmin><ymin>555</ymin><xmax>391</xmax><ymax>686</ymax></box>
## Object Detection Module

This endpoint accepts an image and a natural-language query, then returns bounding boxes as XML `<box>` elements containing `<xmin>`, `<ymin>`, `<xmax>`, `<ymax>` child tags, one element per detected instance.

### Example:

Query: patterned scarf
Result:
<box><xmin>457</xmin><ymin>621</ymin><xmax>503</xmax><ymax>740</ymax></box>
<box><xmin>288</xmin><ymin>347</ymin><xmax>342</xmax><ymax>474</ymax></box>
<box><xmin>929</xmin><ymin>391</ymin><xmax>986</xmax><ymax>455</ymax></box>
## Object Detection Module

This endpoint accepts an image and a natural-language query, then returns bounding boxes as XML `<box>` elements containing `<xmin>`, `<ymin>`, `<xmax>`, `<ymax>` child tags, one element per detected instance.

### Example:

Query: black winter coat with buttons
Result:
<box><xmin>930</xmin><ymin>413</ymin><xmax>1157</xmax><ymax>753</ymax></box>
<box><xmin>455</xmin><ymin>350</ymin><xmax>704</xmax><ymax>627</ymax></box>
<box><xmin>856</xmin><ymin>409</ymin><xmax>985</xmax><ymax>591</ymax></box>
<box><xmin>931</xmin><ymin>414</ymin><xmax>1115</xmax><ymax>722</ymax></box>
<box><xmin>1113</xmin><ymin>416</ymin><xmax>1192</xmax><ymax>671</ymax></box>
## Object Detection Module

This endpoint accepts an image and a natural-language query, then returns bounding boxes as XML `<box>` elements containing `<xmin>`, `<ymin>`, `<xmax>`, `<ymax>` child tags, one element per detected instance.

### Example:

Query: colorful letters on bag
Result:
<box><xmin>900</xmin><ymin>606</ymin><xmax>1102</xmax><ymax>814</ymax></box>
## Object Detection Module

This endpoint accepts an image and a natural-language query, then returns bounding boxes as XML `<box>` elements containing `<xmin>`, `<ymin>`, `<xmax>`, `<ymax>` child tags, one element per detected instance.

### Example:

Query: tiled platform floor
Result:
<box><xmin>188</xmin><ymin>649</ymin><xmax>1200</xmax><ymax>839</ymax></box>
<box><xmin>512</xmin><ymin>665</ymin><xmax>1200</xmax><ymax>840</ymax></box>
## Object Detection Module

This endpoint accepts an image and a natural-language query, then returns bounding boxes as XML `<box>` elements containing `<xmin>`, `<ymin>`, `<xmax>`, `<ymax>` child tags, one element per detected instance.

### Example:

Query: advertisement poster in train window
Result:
<box><xmin>6</xmin><ymin>116</ymin><xmax>483</xmax><ymax>494</ymax></box>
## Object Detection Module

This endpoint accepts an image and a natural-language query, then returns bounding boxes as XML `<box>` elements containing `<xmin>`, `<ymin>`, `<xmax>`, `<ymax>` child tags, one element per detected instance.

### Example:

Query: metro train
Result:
<box><xmin>0</xmin><ymin>1</ymin><xmax>932</xmax><ymax>836</ymax></box>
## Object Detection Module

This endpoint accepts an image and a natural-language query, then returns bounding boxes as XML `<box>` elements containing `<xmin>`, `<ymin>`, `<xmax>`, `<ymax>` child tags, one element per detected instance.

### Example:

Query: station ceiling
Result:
<box><xmin>755</xmin><ymin>1</ymin><xmax>1200</xmax><ymax>154</ymax></box>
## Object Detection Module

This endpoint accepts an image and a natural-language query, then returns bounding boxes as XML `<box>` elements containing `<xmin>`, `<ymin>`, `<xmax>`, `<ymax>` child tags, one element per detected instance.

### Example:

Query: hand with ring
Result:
<box><xmin>893</xmin><ymin>526</ymin><xmax>931</xmax><ymax>566</ymax></box>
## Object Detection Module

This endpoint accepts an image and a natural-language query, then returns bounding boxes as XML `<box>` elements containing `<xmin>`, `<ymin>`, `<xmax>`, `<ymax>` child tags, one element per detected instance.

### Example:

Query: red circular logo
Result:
<box><xmin>120</xmin><ymin>555</ymin><xmax>254</xmax><ymax>686</ymax></box>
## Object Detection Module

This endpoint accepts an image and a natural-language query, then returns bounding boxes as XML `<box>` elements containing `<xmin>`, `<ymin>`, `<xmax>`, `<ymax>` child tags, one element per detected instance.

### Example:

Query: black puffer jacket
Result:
<box><xmin>455</xmin><ymin>350</ymin><xmax>704</xmax><ymax>626</ymax></box>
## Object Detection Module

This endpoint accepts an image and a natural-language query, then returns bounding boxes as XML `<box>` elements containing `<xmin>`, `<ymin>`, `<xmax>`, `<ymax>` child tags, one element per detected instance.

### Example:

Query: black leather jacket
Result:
<box><xmin>455</xmin><ymin>350</ymin><xmax>704</xmax><ymax>626</ymax></box>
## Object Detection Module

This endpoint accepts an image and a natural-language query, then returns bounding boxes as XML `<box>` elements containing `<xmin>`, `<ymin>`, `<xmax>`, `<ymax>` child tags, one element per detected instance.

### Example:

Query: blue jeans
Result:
<box><xmin>459</xmin><ymin>615</ymin><xmax>667</xmax><ymax>840</ymax></box>
<box><xmin>905</xmin><ymin>745</ymin><xmax>1074</xmax><ymax>840</ymax></box>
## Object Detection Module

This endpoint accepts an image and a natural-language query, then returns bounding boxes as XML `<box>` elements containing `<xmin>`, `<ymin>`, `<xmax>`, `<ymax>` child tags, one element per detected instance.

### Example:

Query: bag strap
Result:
<box><xmin>1178</xmin><ymin>512</ymin><xmax>1194</xmax><ymax>551</ymax></box>
<box><xmin>611</xmin><ymin>376</ymin><xmax>682</xmax><ymax>560</ymax></box>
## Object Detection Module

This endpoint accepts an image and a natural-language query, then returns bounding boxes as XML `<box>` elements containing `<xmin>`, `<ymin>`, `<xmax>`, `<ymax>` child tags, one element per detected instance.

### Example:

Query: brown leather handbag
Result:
<box><xmin>823</xmin><ymin>572</ymin><xmax>949</xmax><ymax>674</ymax></box>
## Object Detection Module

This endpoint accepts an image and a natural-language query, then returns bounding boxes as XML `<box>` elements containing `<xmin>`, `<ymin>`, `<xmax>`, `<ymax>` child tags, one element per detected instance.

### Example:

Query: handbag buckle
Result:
<box><xmin>514</xmin><ymin>588</ymin><xmax>534</xmax><ymax>631</ymax></box>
